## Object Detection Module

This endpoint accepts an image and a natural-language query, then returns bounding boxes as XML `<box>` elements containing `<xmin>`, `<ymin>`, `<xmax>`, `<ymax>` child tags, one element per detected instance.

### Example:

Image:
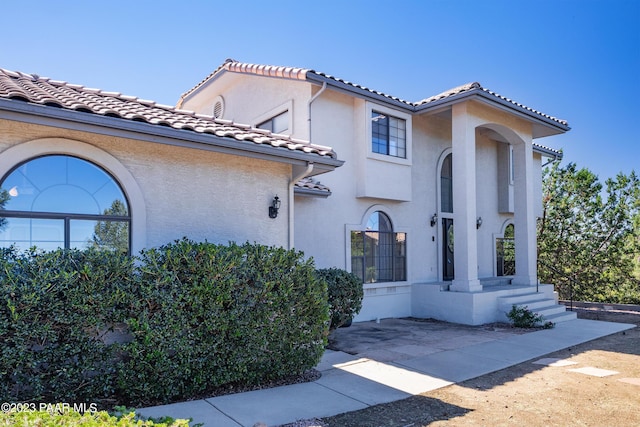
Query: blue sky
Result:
<box><xmin>1</xmin><ymin>0</ymin><xmax>638</xmax><ymax>181</ymax></box>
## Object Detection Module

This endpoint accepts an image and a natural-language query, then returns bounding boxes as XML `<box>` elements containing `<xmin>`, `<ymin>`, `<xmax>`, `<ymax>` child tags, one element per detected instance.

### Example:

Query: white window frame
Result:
<box><xmin>252</xmin><ymin>100</ymin><xmax>293</xmax><ymax>135</ymax></box>
<box><xmin>345</xmin><ymin>204</ymin><xmax>409</xmax><ymax>289</ymax></box>
<box><xmin>365</xmin><ymin>102</ymin><xmax>412</xmax><ymax>166</ymax></box>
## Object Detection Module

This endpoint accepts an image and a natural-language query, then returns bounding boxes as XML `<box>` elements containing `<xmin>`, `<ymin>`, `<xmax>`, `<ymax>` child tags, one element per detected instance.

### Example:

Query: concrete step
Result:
<box><xmin>503</xmin><ymin>301</ymin><xmax>578</xmax><ymax>326</ymax></box>
<box><xmin>481</xmin><ymin>277</ymin><xmax>512</xmax><ymax>287</ymax></box>
<box><xmin>544</xmin><ymin>310</ymin><xmax>578</xmax><ymax>324</ymax></box>
<box><xmin>498</xmin><ymin>292</ymin><xmax>549</xmax><ymax>310</ymax></box>
<box><xmin>501</xmin><ymin>298</ymin><xmax>554</xmax><ymax>312</ymax></box>
<box><xmin>535</xmin><ymin>304</ymin><xmax>572</xmax><ymax>318</ymax></box>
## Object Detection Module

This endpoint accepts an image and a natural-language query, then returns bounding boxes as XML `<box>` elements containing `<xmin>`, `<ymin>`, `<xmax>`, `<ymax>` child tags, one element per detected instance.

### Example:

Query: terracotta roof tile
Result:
<box><xmin>533</xmin><ymin>142</ymin><xmax>562</xmax><ymax>157</ymax></box>
<box><xmin>294</xmin><ymin>177</ymin><xmax>331</xmax><ymax>196</ymax></box>
<box><xmin>0</xmin><ymin>68</ymin><xmax>338</xmax><ymax>160</ymax></box>
<box><xmin>182</xmin><ymin>60</ymin><xmax>568</xmax><ymax>128</ymax></box>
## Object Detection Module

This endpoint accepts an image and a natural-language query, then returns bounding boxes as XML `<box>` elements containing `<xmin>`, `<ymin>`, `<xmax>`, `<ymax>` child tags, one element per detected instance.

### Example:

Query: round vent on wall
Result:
<box><xmin>212</xmin><ymin>96</ymin><xmax>225</xmax><ymax>119</ymax></box>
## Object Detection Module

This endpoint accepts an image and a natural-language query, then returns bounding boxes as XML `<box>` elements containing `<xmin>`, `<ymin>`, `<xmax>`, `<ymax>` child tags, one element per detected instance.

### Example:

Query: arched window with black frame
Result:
<box><xmin>351</xmin><ymin>211</ymin><xmax>406</xmax><ymax>283</ymax></box>
<box><xmin>0</xmin><ymin>155</ymin><xmax>131</xmax><ymax>253</ymax></box>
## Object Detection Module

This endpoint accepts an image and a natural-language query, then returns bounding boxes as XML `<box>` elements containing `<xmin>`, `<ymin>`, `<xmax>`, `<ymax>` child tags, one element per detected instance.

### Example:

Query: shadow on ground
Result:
<box><xmin>322</xmin><ymin>395</ymin><xmax>472</xmax><ymax>427</ymax></box>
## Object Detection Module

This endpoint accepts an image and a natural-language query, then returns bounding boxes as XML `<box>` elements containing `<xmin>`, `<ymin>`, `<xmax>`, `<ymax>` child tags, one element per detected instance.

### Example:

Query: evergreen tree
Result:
<box><xmin>0</xmin><ymin>189</ymin><xmax>9</xmax><ymax>231</ymax></box>
<box><xmin>90</xmin><ymin>199</ymin><xmax>129</xmax><ymax>254</ymax></box>
<box><xmin>538</xmin><ymin>162</ymin><xmax>640</xmax><ymax>303</ymax></box>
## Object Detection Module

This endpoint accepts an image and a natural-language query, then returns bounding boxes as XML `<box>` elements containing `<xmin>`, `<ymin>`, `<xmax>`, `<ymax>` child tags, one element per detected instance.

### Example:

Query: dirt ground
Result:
<box><xmin>319</xmin><ymin>308</ymin><xmax>640</xmax><ymax>427</ymax></box>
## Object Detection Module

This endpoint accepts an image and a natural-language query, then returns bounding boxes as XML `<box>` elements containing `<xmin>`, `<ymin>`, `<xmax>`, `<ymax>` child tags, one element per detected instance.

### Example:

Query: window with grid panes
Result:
<box><xmin>371</xmin><ymin>111</ymin><xmax>406</xmax><ymax>158</ymax></box>
<box><xmin>351</xmin><ymin>211</ymin><xmax>406</xmax><ymax>283</ymax></box>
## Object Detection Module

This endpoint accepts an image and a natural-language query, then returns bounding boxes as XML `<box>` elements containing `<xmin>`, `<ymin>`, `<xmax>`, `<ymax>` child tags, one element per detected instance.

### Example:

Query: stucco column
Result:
<box><xmin>450</xmin><ymin>103</ymin><xmax>482</xmax><ymax>292</ymax></box>
<box><xmin>512</xmin><ymin>138</ymin><xmax>537</xmax><ymax>286</ymax></box>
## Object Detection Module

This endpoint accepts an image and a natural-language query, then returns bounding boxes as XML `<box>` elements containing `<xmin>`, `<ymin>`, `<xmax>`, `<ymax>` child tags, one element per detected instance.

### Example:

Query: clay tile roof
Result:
<box><xmin>184</xmin><ymin>60</ymin><xmax>568</xmax><ymax>128</ymax></box>
<box><xmin>0</xmin><ymin>68</ymin><xmax>338</xmax><ymax>160</ymax></box>
<box><xmin>294</xmin><ymin>177</ymin><xmax>331</xmax><ymax>197</ymax></box>
<box><xmin>416</xmin><ymin>82</ymin><xmax>569</xmax><ymax>127</ymax></box>
<box><xmin>533</xmin><ymin>142</ymin><xmax>563</xmax><ymax>158</ymax></box>
<box><xmin>415</xmin><ymin>82</ymin><xmax>482</xmax><ymax>104</ymax></box>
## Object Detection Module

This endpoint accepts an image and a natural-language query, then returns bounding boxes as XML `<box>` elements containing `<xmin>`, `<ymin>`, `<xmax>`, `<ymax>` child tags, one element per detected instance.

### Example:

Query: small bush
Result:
<box><xmin>316</xmin><ymin>268</ymin><xmax>363</xmax><ymax>330</ymax></box>
<box><xmin>0</xmin><ymin>408</ymin><xmax>189</xmax><ymax>426</ymax></box>
<box><xmin>506</xmin><ymin>305</ymin><xmax>554</xmax><ymax>329</ymax></box>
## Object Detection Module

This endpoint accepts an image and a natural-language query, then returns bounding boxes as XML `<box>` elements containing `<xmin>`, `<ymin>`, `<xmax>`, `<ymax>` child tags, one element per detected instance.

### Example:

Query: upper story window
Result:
<box><xmin>0</xmin><ymin>155</ymin><xmax>130</xmax><ymax>253</ymax></box>
<box><xmin>371</xmin><ymin>111</ymin><xmax>406</xmax><ymax>158</ymax></box>
<box><xmin>257</xmin><ymin>110</ymin><xmax>289</xmax><ymax>134</ymax></box>
<box><xmin>351</xmin><ymin>211</ymin><xmax>406</xmax><ymax>283</ymax></box>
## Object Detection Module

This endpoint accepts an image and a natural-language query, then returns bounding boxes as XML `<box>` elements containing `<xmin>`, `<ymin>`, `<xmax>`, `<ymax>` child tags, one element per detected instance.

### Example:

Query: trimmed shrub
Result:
<box><xmin>1</xmin><ymin>239</ymin><xmax>329</xmax><ymax>406</ymax></box>
<box><xmin>0</xmin><ymin>247</ymin><xmax>137</xmax><ymax>403</ymax></box>
<box><xmin>121</xmin><ymin>239</ymin><xmax>329</xmax><ymax>403</ymax></box>
<box><xmin>316</xmin><ymin>268</ymin><xmax>363</xmax><ymax>330</ymax></box>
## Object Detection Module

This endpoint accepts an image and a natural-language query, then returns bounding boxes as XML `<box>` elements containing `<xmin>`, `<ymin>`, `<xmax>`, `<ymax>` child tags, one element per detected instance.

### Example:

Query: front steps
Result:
<box><xmin>498</xmin><ymin>288</ymin><xmax>577</xmax><ymax>325</ymax></box>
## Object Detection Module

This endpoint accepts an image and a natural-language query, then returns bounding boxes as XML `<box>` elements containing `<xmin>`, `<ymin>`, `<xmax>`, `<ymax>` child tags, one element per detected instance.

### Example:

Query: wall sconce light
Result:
<box><xmin>269</xmin><ymin>195</ymin><xmax>281</xmax><ymax>219</ymax></box>
<box><xmin>430</xmin><ymin>213</ymin><xmax>438</xmax><ymax>227</ymax></box>
<box><xmin>476</xmin><ymin>217</ymin><xmax>483</xmax><ymax>229</ymax></box>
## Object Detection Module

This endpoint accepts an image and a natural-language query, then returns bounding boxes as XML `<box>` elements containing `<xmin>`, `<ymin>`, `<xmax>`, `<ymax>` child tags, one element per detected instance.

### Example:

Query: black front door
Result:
<box><xmin>442</xmin><ymin>218</ymin><xmax>454</xmax><ymax>281</ymax></box>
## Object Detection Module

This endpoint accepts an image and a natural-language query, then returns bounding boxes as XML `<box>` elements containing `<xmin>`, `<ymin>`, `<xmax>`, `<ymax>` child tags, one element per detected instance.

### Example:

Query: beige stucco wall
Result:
<box><xmin>0</xmin><ymin>119</ymin><xmax>291</xmax><ymax>253</ymax></box>
<box><xmin>181</xmin><ymin>73</ymin><xmax>312</xmax><ymax>139</ymax></box>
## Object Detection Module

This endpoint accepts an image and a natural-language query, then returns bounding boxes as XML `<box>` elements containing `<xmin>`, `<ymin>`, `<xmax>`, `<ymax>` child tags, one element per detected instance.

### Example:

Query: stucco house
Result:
<box><xmin>176</xmin><ymin>59</ymin><xmax>574</xmax><ymax>325</ymax></box>
<box><xmin>0</xmin><ymin>68</ymin><xmax>342</xmax><ymax>255</ymax></box>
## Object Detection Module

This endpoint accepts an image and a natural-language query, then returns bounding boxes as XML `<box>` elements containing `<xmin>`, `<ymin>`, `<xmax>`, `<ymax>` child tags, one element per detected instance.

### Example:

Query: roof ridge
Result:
<box><xmin>179</xmin><ymin>60</ymin><xmax>568</xmax><ymax>127</ymax></box>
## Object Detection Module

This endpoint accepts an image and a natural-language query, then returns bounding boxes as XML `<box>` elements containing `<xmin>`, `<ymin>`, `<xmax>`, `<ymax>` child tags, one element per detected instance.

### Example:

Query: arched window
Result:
<box><xmin>351</xmin><ymin>211</ymin><xmax>406</xmax><ymax>283</ymax></box>
<box><xmin>441</xmin><ymin>153</ymin><xmax>453</xmax><ymax>213</ymax></box>
<box><xmin>496</xmin><ymin>223</ymin><xmax>515</xmax><ymax>276</ymax></box>
<box><xmin>0</xmin><ymin>155</ymin><xmax>130</xmax><ymax>253</ymax></box>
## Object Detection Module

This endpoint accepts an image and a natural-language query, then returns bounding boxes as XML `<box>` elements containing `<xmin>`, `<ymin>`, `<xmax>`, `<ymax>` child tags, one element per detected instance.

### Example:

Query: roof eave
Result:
<box><xmin>293</xmin><ymin>187</ymin><xmax>332</xmax><ymax>198</ymax></box>
<box><xmin>414</xmin><ymin>89</ymin><xmax>570</xmax><ymax>137</ymax></box>
<box><xmin>533</xmin><ymin>143</ymin><xmax>563</xmax><ymax>160</ymax></box>
<box><xmin>305</xmin><ymin>73</ymin><xmax>414</xmax><ymax>111</ymax></box>
<box><xmin>0</xmin><ymin>98</ymin><xmax>344</xmax><ymax>171</ymax></box>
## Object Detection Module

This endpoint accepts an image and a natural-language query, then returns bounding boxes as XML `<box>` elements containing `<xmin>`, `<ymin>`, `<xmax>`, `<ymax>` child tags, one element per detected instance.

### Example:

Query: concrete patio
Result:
<box><xmin>137</xmin><ymin>318</ymin><xmax>635</xmax><ymax>426</ymax></box>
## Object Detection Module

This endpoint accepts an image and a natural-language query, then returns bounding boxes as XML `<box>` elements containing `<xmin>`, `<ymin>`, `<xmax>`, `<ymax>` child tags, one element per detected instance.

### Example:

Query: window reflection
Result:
<box><xmin>0</xmin><ymin>155</ymin><xmax>131</xmax><ymax>253</ymax></box>
<box><xmin>351</xmin><ymin>211</ymin><xmax>406</xmax><ymax>283</ymax></box>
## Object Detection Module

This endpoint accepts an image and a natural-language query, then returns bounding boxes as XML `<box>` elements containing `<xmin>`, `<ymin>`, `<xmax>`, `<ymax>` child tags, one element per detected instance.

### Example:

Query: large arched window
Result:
<box><xmin>351</xmin><ymin>211</ymin><xmax>406</xmax><ymax>283</ymax></box>
<box><xmin>0</xmin><ymin>155</ymin><xmax>130</xmax><ymax>253</ymax></box>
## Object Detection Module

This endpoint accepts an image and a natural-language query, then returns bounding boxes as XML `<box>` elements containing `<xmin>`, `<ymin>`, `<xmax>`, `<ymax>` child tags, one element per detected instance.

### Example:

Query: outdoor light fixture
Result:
<box><xmin>430</xmin><ymin>213</ymin><xmax>438</xmax><ymax>227</ymax></box>
<box><xmin>476</xmin><ymin>217</ymin><xmax>483</xmax><ymax>229</ymax></box>
<box><xmin>269</xmin><ymin>195</ymin><xmax>281</xmax><ymax>219</ymax></box>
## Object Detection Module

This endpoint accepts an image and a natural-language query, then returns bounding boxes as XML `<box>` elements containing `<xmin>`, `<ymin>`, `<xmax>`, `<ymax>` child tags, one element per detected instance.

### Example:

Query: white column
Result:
<box><xmin>512</xmin><ymin>138</ymin><xmax>537</xmax><ymax>286</ymax></box>
<box><xmin>450</xmin><ymin>103</ymin><xmax>482</xmax><ymax>292</ymax></box>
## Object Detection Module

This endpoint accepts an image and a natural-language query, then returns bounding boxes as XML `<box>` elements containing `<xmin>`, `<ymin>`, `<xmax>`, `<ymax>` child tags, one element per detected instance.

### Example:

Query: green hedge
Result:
<box><xmin>0</xmin><ymin>239</ymin><xmax>329</xmax><ymax>406</ymax></box>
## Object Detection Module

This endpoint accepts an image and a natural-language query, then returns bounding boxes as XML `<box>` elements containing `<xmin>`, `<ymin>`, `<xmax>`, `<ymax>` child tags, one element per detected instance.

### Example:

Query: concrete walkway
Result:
<box><xmin>137</xmin><ymin>318</ymin><xmax>635</xmax><ymax>427</ymax></box>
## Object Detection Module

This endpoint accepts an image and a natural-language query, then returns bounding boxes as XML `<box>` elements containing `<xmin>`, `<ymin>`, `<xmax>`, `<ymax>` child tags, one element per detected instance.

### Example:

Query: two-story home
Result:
<box><xmin>177</xmin><ymin>59</ymin><xmax>573</xmax><ymax>325</ymax></box>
